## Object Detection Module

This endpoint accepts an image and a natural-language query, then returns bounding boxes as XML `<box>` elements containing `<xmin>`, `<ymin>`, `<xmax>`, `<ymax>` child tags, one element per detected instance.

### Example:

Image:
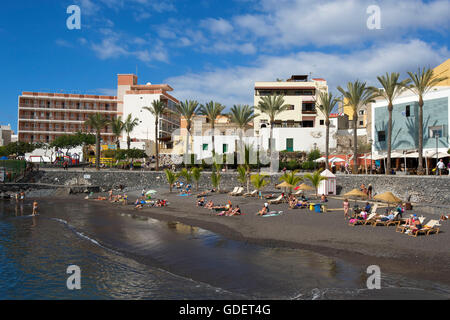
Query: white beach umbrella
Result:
<box><xmin>146</xmin><ymin>190</ymin><xmax>157</xmax><ymax>195</ymax></box>
<box><xmin>314</xmin><ymin>157</ymin><xmax>327</xmax><ymax>163</ymax></box>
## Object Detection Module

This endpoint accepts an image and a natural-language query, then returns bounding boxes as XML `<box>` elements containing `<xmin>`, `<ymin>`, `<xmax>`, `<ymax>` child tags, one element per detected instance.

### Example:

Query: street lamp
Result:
<box><xmin>368</xmin><ymin>138</ymin><xmax>373</xmax><ymax>174</ymax></box>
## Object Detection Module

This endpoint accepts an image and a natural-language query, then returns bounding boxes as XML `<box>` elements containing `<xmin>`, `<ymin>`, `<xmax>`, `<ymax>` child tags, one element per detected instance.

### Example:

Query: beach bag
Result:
<box><xmin>349</xmin><ymin>219</ymin><xmax>357</xmax><ymax>224</ymax></box>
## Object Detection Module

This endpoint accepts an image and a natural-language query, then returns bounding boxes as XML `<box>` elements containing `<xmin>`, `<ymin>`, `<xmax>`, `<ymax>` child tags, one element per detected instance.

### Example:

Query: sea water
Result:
<box><xmin>0</xmin><ymin>199</ymin><xmax>449</xmax><ymax>300</ymax></box>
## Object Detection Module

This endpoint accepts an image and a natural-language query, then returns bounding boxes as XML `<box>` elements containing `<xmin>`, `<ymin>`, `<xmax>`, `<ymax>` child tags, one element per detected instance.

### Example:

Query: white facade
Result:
<box><xmin>123</xmin><ymin>93</ymin><xmax>160</xmax><ymax>142</ymax></box>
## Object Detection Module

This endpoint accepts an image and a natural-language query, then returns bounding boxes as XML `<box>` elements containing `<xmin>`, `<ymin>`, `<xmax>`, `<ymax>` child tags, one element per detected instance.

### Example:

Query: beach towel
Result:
<box><xmin>178</xmin><ymin>194</ymin><xmax>190</xmax><ymax>196</ymax></box>
<box><xmin>262</xmin><ymin>211</ymin><xmax>283</xmax><ymax>217</ymax></box>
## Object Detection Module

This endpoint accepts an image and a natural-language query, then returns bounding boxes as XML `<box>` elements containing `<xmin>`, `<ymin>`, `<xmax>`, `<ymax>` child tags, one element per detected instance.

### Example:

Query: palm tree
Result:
<box><xmin>111</xmin><ymin>116</ymin><xmax>124</xmax><ymax>150</ymax></box>
<box><xmin>229</xmin><ymin>105</ymin><xmax>257</xmax><ymax>163</ymax></box>
<box><xmin>279</xmin><ymin>170</ymin><xmax>303</xmax><ymax>193</ymax></box>
<box><xmin>237</xmin><ymin>165</ymin><xmax>247</xmax><ymax>186</ymax></box>
<box><xmin>372</xmin><ymin>73</ymin><xmax>411</xmax><ymax>175</ymax></box>
<box><xmin>255</xmin><ymin>95</ymin><xmax>289</xmax><ymax>172</ymax></box>
<box><xmin>211</xmin><ymin>171</ymin><xmax>222</xmax><ymax>191</ymax></box>
<box><xmin>179</xmin><ymin>168</ymin><xmax>193</xmax><ymax>185</ymax></box>
<box><xmin>192</xmin><ymin>167</ymin><xmax>202</xmax><ymax>191</ymax></box>
<box><xmin>337</xmin><ymin>81</ymin><xmax>377</xmax><ymax>173</ymax></box>
<box><xmin>251</xmin><ymin>173</ymin><xmax>269</xmax><ymax>195</ymax></box>
<box><xmin>303</xmin><ymin>170</ymin><xmax>328</xmax><ymax>198</ymax></box>
<box><xmin>316</xmin><ymin>92</ymin><xmax>339</xmax><ymax>170</ymax></box>
<box><xmin>199</xmin><ymin>101</ymin><xmax>225</xmax><ymax>158</ymax></box>
<box><xmin>407</xmin><ymin>68</ymin><xmax>448</xmax><ymax>174</ymax></box>
<box><xmin>143</xmin><ymin>99</ymin><xmax>167</xmax><ymax>171</ymax></box>
<box><xmin>176</xmin><ymin>100</ymin><xmax>199</xmax><ymax>166</ymax></box>
<box><xmin>123</xmin><ymin>114</ymin><xmax>139</xmax><ymax>150</ymax></box>
<box><xmin>84</xmin><ymin>113</ymin><xmax>110</xmax><ymax>171</ymax></box>
<box><xmin>164</xmin><ymin>169</ymin><xmax>178</xmax><ymax>192</ymax></box>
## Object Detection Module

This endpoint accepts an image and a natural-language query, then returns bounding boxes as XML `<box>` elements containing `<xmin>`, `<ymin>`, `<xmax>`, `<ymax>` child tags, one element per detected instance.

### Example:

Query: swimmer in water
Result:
<box><xmin>32</xmin><ymin>201</ymin><xmax>38</xmax><ymax>216</ymax></box>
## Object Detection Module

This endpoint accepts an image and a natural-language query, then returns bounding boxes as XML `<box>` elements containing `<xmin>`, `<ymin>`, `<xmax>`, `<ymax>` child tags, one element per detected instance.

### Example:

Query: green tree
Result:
<box><xmin>179</xmin><ymin>168</ymin><xmax>193</xmax><ymax>185</ymax></box>
<box><xmin>84</xmin><ymin>113</ymin><xmax>110</xmax><ymax>170</ymax></box>
<box><xmin>111</xmin><ymin>116</ymin><xmax>125</xmax><ymax>150</ymax></box>
<box><xmin>337</xmin><ymin>81</ymin><xmax>377</xmax><ymax>173</ymax></box>
<box><xmin>251</xmin><ymin>173</ymin><xmax>269</xmax><ymax>194</ymax></box>
<box><xmin>143</xmin><ymin>99</ymin><xmax>168</xmax><ymax>171</ymax></box>
<box><xmin>191</xmin><ymin>167</ymin><xmax>202</xmax><ymax>191</ymax></box>
<box><xmin>303</xmin><ymin>170</ymin><xmax>328</xmax><ymax>197</ymax></box>
<box><xmin>407</xmin><ymin>67</ymin><xmax>448</xmax><ymax>173</ymax></box>
<box><xmin>211</xmin><ymin>171</ymin><xmax>222</xmax><ymax>191</ymax></box>
<box><xmin>255</xmin><ymin>95</ymin><xmax>289</xmax><ymax>172</ymax></box>
<box><xmin>372</xmin><ymin>73</ymin><xmax>411</xmax><ymax>175</ymax></box>
<box><xmin>164</xmin><ymin>169</ymin><xmax>179</xmax><ymax>192</ymax></box>
<box><xmin>229</xmin><ymin>104</ymin><xmax>257</xmax><ymax>162</ymax></box>
<box><xmin>123</xmin><ymin>114</ymin><xmax>139</xmax><ymax>150</ymax></box>
<box><xmin>176</xmin><ymin>100</ymin><xmax>199</xmax><ymax>166</ymax></box>
<box><xmin>199</xmin><ymin>101</ymin><xmax>225</xmax><ymax>157</ymax></box>
<box><xmin>279</xmin><ymin>170</ymin><xmax>303</xmax><ymax>193</ymax></box>
<box><xmin>316</xmin><ymin>92</ymin><xmax>339</xmax><ymax>170</ymax></box>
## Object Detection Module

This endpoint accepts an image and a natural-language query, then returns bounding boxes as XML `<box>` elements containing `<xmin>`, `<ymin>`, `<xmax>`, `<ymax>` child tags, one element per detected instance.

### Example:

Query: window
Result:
<box><xmin>405</xmin><ymin>105</ymin><xmax>410</xmax><ymax>117</ymax></box>
<box><xmin>359</xmin><ymin>121</ymin><xmax>364</xmax><ymax>126</ymax></box>
<box><xmin>378</xmin><ymin>131</ymin><xmax>386</xmax><ymax>142</ymax></box>
<box><xmin>286</xmin><ymin>105</ymin><xmax>295</xmax><ymax>110</ymax></box>
<box><xmin>202</xmin><ymin>144</ymin><xmax>208</xmax><ymax>151</ymax></box>
<box><xmin>320</xmin><ymin>120</ymin><xmax>324</xmax><ymax>125</ymax></box>
<box><xmin>359</xmin><ymin>110</ymin><xmax>365</xmax><ymax>115</ymax></box>
<box><xmin>223</xmin><ymin>144</ymin><xmax>228</xmax><ymax>153</ymax></box>
<box><xmin>302</xmin><ymin>120</ymin><xmax>314</xmax><ymax>127</ymax></box>
<box><xmin>286</xmin><ymin>138</ymin><xmax>294</xmax><ymax>152</ymax></box>
<box><xmin>429</xmin><ymin>126</ymin><xmax>443</xmax><ymax>138</ymax></box>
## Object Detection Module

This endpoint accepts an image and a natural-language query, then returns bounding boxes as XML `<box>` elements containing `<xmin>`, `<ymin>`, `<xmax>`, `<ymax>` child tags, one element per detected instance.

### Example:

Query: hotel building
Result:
<box><xmin>17</xmin><ymin>74</ymin><xmax>180</xmax><ymax>152</ymax></box>
<box><xmin>253</xmin><ymin>75</ymin><xmax>336</xmax><ymax>152</ymax></box>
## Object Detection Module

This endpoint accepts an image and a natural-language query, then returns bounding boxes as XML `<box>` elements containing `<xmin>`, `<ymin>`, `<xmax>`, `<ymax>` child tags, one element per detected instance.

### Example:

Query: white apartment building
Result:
<box><xmin>117</xmin><ymin>74</ymin><xmax>180</xmax><ymax>152</ymax></box>
<box><xmin>253</xmin><ymin>75</ymin><xmax>335</xmax><ymax>152</ymax></box>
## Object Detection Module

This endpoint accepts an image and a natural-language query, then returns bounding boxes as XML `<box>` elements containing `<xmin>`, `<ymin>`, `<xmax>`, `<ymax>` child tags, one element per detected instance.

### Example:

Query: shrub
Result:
<box><xmin>301</xmin><ymin>161</ymin><xmax>315</xmax><ymax>170</ymax></box>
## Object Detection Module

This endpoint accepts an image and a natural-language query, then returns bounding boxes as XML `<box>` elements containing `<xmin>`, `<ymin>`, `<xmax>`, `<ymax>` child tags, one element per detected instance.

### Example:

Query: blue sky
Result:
<box><xmin>0</xmin><ymin>0</ymin><xmax>449</xmax><ymax>132</ymax></box>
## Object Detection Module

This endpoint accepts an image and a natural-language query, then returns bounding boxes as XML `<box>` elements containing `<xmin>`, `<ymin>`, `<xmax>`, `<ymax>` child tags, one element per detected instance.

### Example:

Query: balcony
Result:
<box><xmin>301</xmin><ymin>109</ymin><xmax>317</xmax><ymax>115</ymax></box>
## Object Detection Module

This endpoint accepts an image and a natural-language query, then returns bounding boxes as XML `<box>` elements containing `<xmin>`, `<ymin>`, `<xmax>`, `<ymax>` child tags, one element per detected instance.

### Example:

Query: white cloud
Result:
<box><xmin>164</xmin><ymin>40</ymin><xmax>449</xmax><ymax>107</ymax></box>
<box><xmin>200</xmin><ymin>18</ymin><xmax>234</xmax><ymax>34</ymax></box>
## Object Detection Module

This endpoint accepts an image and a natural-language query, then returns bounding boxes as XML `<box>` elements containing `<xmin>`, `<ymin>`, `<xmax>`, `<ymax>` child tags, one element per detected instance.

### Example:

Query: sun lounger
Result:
<box><xmin>363</xmin><ymin>212</ymin><xmax>379</xmax><ymax>225</ymax></box>
<box><xmin>409</xmin><ymin>219</ymin><xmax>441</xmax><ymax>237</ymax></box>
<box><xmin>243</xmin><ymin>190</ymin><xmax>257</xmax><ymax>197</ymax></box>
<box><xmin>228</xmin><ymin>187</ymin><xmax>239</xmax><ymax>195</ymax></box>
<box><xmin>232</xmin><ymin>187</ymin><xmax>244</xmax><ymax>196</ymax></box>
<box><xmin>268</xmin><ymin>195</ymin><xmax>283</xmax><ymax>204</ymax></box>
<box><xmin>349</xmin><ymin>212</ymin><xmax>377</xmax><ymax>226</ymax></box>
<box><xmin>396</xmin><ymin>216</ymin><xmax>425</xmax><ymax>233</ymax></box>
<box><xmin>371</xmin><ymin>212</ymin><xmax>399</xmax><ymax>227</ymax></box>
<box><xmin>294</xmin><ymin>190</ymin><xmax>303</xmax><ymax>196</ymax></box>
<box><xmin>370</xmin><ymin>203</ymin><xmax>378</xmax><ymax>214</ymax></box>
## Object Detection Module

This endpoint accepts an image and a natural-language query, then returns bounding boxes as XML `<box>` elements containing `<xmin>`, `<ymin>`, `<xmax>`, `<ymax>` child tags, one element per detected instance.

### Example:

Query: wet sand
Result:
<box><xmin>32</xmin><ymin>188</ymin><xmax>450</xmax><ymax>288</ymax></box>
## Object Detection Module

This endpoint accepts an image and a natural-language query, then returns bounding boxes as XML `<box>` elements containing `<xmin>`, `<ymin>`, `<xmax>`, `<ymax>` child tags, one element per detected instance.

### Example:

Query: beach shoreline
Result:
<box><xmin>23</xmin><ymin>187</ymin><xmax>450</xmax><ymax>290</ymax></box>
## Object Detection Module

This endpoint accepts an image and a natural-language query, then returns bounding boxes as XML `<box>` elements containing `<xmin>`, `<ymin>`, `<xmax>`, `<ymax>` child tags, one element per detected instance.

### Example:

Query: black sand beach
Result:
<box><xmin>64</xmin><ymin>187</ymin><xmax>450</xmax><ymax>288</ymax></box>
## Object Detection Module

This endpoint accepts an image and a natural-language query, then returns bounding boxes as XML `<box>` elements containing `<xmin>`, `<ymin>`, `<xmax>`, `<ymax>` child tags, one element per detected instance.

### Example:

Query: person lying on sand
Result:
<box><xmin>440</xmin><ymin>214</ymin><xmax>449</xmax><ymax>221</ymax></box>
<box><xmin>96</xmin><ymin>196</ymin><xmax>107</xmax><ymax>201</ymax></box>
<box><xmin>204</xmin><ymin>200</ymin><xmax>214</xmax><ymax>209</ymax></box>
<box><xmin>227</xmin><ymin>205</ymin><xmax>242</xmax><ymax>216</ymax></box>
<box><xmin>197</xmin><ymin>197</ymin><xmax>205</xmax><ymax>207</ymax></box>
<box><xmin>289</xmin><ymin>197</ymin><xmax>299</xmax><ymax>209</ymax></box>
<box><xmin>217</xmin><ymin>205</ymin><xmax>233</xmax><ymax>216</ymax></box>
<box><xmin>197</xmin><ymin>191</ymin><xmax>209</xmax><ymax>198</ymax></box>
<box><xmin>257</xmin><ymin>203</ymin><xmax>270</xmax><ymax>216</ymax></box>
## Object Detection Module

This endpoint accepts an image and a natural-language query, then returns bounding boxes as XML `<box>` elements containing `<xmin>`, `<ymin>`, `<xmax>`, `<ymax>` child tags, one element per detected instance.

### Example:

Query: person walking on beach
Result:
<box><xmin>367</xmin><ymin>184</ymin><xmax>373</xmax><ymax>199</ymax></box>
<box><xmin>343</xmin><ymin>199</ymin><xmax>350</xmax><ymax>219</ymax></box>
<box><xmin>32</xmin><ymin>201</ymin><xmax>38</xmax><ymax>216</ymax></box>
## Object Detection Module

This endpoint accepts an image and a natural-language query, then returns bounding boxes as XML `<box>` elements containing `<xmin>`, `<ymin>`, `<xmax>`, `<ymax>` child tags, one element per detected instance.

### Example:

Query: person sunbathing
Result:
<box><xmin>218</xmin><ymin>205</ymin><xmax>234</xmax><ymax>216</ymax></box>
<box><xmin>197</xmin><ymin>197</ymin><xmax>205</xmax><ymax>206</ymax></box>
<box><xmin>197</xmin><ymin>191</ymin><xmax>209</xmax><ymax>198</ymax></box>
<box><xmin>264</xmin><ymin>194</ymin><xmax>275</xmax><ymax>199</ymax></box>
<box><xmin>96</xmin><ymin>196</ymin><xmax>107</xmax><ymax>201</ymax></box>
<box><xmin>356</xmin><ymin>210</ymin><xmax>368</xmax><ymax>220</ymax></box>
<box><xmin>320</xmin><ymin>194</ymin><xmax>328</xmax><ymax>202</ymax></box>
<box><xmin>227</xmin><ymin>205</ymin><xmax>242</xmax><ymax>216</ymax></box>
<box><xmin>257</xmin><ymin>203</ymin><xmax>270</xmax><ymax>216</ymax></box>
<box><xmin>380</xmin><ymin>212</ymin><xmax>395</xmax><ymax>222</ymax></box>
<box><xmin>440</xmin><ymin>214</ymin><xmax>449</xmax><ymax>221</ymax></box>
<box><xmin>205</xmin><ymin>201</ymin><xmax>214</xmax><ymax>209</ymax></box>
<box><xmin>289</xmin><ymin>197</ymin><xmax>299</xmax><ymax>209</ymax></box>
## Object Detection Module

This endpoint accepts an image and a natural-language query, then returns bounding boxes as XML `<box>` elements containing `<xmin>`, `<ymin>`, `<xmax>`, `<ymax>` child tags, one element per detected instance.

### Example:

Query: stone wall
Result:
<box><xmin>14</xmin><ymin>170</ymin><xmax>450</xmax><ymax>205</ymax></box>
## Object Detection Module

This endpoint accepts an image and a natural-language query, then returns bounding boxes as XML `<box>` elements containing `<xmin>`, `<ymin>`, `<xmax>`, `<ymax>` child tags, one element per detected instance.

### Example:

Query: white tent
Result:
<box><xmin>318</xmin><ymin>169</ymin><xmax>336</xmax><ymax>196</ymax></box>
<box><xmin>314</xmin><ymin>157</ymin><xmax>327</xmax><ymax>163</ymax></box>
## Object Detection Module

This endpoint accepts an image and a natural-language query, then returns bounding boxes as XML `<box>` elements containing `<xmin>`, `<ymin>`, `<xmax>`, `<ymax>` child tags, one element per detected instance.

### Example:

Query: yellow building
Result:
<box><xmin>341</xmin><ymin>97</ymin><xmax>369</xmax><ymax>128</ymax></box>
<box><xmin>433</xmin><ymin>58</ymin><xmax>450</xmax><ymax>86</ymax></box>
